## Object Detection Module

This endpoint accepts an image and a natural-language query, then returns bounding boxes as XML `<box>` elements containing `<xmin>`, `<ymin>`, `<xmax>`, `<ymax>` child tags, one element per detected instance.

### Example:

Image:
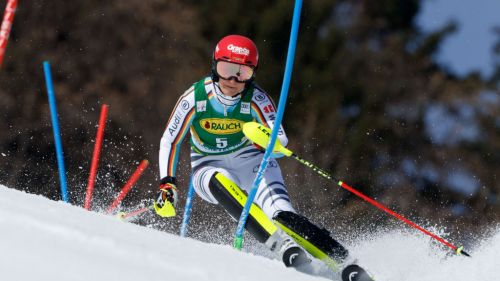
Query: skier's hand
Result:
<box><xmin>154</xmin><ymin>178</ymin><xmax>178</xmax><ymax>218</ymax></box>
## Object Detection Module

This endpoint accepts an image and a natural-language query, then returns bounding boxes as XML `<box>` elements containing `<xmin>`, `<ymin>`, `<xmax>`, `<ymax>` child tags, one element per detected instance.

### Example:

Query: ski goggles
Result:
<box><xmin>215</xmin><ymin>61</ymin><xmax>255</xmax><ymax>83</ymax></box>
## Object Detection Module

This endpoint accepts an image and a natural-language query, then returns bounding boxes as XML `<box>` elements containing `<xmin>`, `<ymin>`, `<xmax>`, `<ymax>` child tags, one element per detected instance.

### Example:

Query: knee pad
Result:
<box><xmin>273</xmin><ymin>211</ymin><xmax>349</xmax><ymax>262</ymax></box>
<box><xmin>208</xmin><ymin>172</ymin><xmax>277</xmax><ymax>243</ymax></box>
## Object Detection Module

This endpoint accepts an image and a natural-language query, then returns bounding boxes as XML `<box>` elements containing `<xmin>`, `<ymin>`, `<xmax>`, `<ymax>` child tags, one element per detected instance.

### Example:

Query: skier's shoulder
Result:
<box><xmin>178</xmin><ymin>76</ymin><xmax>214</xmax><ymax>103</ymax></box>
<box><xmin>179</xmin><ymin>84</ymin><xmax>195</xmax><ymax>101</ymax></box>
<box><xmin>193</xmin><ymin>76</ymin><xmax>214</xmax><ymax>88</ymax></box>
<box><xmin>249</xmin><ymin>83</ymin><xmax>274</xmax><ymax>105</ymax></box>
<box><xmin>173</xmin><ymin>82</ymin><xmax>202</xmax><ymax>113</ymax></box>
<box><xmin>187</xmin><ymin>76</ymin><xmax>217</xmax><ymax>97</ymax></box>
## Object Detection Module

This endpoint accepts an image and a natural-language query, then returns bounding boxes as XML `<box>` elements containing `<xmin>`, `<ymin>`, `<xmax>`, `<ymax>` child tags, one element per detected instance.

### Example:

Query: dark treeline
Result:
<box><xmin>0</xmin><ymin>0</ymin><xmax>498</xmax><ymax>241</ymax></box>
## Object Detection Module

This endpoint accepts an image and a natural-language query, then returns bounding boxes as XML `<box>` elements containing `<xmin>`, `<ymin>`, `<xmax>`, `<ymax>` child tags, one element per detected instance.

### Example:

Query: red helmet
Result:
<box><xmin>214</xmin><ymin>35</ymin><xmax>258</xmax><ymax>67</ymax></box>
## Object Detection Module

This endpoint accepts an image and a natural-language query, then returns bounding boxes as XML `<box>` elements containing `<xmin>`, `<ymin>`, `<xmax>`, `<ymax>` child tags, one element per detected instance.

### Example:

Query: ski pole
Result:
<box><xmin>180</xmin><ymin>176</ymin><xmax>195</xmax><ymax>237</ymax></box>
<box><xmin>242</xmin><ymin>122</ymin><xmax>471</xmax><ymax>257</ymax></box>
<box><xmin>117</xmin><ymin>205</ymin><xmax>154</xmax><ymax>221</ymax></box>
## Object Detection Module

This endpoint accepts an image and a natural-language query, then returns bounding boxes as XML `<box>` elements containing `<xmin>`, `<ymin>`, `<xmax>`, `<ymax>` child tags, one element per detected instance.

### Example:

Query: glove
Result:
<box><xmin>253</xmin><ymin>143</ymin><xmax>285</xmax><ymax>159</ymax></box>
<box><xmin>154</xmin><ymin>177</ymin><xmax>178</xmax><ymax>218</ymax></box>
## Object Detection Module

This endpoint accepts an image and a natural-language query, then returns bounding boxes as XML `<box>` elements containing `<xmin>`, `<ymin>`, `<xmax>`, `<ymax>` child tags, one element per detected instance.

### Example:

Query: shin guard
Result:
<box><xmin>208</xmin><ymin>172</ymin><xmax>277</xmax><ymax>243</ymax></box>
<box><xmin>273</xmin><ymin>211</ymin><xmax>349</xmax><ymax>270</ymax></box>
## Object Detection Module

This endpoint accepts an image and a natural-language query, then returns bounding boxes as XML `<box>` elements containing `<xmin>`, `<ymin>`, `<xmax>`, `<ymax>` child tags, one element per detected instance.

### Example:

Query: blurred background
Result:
<box><xmin>0</xmin><ymin>0</ymin><xmax>498</xmax><ymax>245</ymax></box>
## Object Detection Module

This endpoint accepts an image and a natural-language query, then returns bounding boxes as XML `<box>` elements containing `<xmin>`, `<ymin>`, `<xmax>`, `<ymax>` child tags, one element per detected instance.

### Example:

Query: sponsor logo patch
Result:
<box><xmin>200</xmin><ymin>118</ymin><xmax>245</xmax><ymax>135</ymax></box>
<box><xmin>197</xmin><ymin>100</ymin><xmax>207</xmax><ymax>112</ymax></box>
<box><xmin>263</xmin><ymin>104</ymin><xmax>275</xmax><ymax>113</ymax></box>
<box><xmin>168</xmin><ymin>112</ymin><xmax>183</xmax><ymax>136</ymax></box>
<box><xmin>181</xmin><ymin>100</ymin><xmax>190</xmax><ymax>111</ymax></box>
<box><xmin>240</xmin><ymin>102</ymin><xmax>251</xmax><ymax>114</ymax></box>
<box><xmin>227</xmin><ymin>44</ymin><xmax>250</xmax><ymax>56</ymax></box>
<box><xmin>253</xmin><ymin>160</ymin><xmax>277</xmax><ymax>173</ymax></box>
<box><xmin>255</xmin><ymin>93</ymin><xmax>266</xmax><ymax>103</ymax></box>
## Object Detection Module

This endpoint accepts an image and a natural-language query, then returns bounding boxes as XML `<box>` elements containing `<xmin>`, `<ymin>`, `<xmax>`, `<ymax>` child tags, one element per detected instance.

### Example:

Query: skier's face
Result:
<box><xmin>218</xmin><ymin>77</ymin><xmax>245</xmax><ymax>97</ymax></box>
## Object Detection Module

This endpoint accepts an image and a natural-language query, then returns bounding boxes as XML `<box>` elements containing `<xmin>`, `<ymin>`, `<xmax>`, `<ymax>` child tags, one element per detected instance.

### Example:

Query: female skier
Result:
<box><xmin>154</xmin><ymin>34</ymin><xmax>372</xmax><ymax>281</ymax></box>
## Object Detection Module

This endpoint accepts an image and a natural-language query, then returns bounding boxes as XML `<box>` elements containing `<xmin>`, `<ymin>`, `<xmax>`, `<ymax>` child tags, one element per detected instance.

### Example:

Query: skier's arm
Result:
<box><xmin>251</xmin><ymin>90</ymin><xmax>288</xmax><ymax>147</ymax></box>
<box><xmin>159</xmin><ymin>87</ymin><xmax>196</xmax><ymax>179</ymax></box>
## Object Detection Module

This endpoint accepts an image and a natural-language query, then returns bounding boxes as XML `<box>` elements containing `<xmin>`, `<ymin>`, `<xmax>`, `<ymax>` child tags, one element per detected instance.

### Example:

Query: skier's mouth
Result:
<box><xmin>221</xmin><ymin>84</ymin><xmax>238</xmax><ymax>91</ymax></box>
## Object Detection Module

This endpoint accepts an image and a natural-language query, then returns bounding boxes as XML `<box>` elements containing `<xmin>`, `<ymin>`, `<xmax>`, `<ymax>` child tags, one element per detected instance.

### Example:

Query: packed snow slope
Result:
<box><xmin>0</xmin><ymin>185</ymin><xmax>321</xmax><ymax>281</ymax></box>
<box><xmin>0</xmin><ymin>185</ymin><xmax>499</xmax><ymax>281</ymax></box>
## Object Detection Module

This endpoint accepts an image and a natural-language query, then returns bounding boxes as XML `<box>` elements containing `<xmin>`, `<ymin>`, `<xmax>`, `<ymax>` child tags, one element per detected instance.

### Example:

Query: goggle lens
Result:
<box><xmin>216</xmin><ymin>61</ymin><xmax>254</xmax><ymax>82</ymax></box>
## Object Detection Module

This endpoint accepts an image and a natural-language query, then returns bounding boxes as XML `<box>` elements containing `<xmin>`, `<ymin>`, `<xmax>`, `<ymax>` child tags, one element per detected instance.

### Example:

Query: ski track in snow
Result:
<box><xmin>0</xmin><ymin>185</ymin><xmax>499</xmax><ymax>281</ymax></box>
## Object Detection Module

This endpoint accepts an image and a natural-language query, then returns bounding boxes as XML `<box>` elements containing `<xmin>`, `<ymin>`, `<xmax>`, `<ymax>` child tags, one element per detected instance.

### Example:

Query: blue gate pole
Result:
<box><xmin>233</xmin><ymin>0</ymin><xmax>303</xmax><ymax>249</ymax></box>
<box><xmin>180</xmin><ymin>176</ymin><xmax>195</xmax><ymax>237</ymax></box>
<box><xmin>43</xmin><ymin>61</ymin><xmax>69</xmax><ymax>202</ymax></box>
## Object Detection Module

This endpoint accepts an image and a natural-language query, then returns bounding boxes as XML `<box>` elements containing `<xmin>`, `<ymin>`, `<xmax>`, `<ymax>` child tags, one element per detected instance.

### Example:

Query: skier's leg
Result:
<box><xmin>235</xmin><ymin>156</ymin><xmax>363</xmax><ymax>277</ymax></box>
<box><xmin>190</xmin><ymin>151</ymin><xmax>284</xmax><ymax>243</ymax></box>
<box><xmin>235</xmin><ymin>156</ymin><xmax>296</xmax><ymax>219</ymax></box>
<box><xmin>230</xmin><ymin>152</ymin><xmax>346</xmax><ymax>270</ymax></box>
<box><xmin>207</xmin><ymin>171</ymin><xmax>273</xmax><ymax>243</ymax></box>
<box><xmin>240</xmin><ymin>157</ymin><xmax>348</xmax><ymax>263</ymax></box>
<box><xmin>190</xmin><ymin>153</ymin><xmax>305</xmax><ymax>267</ymax></box>
<box><xmin>206</xmin><ymin>171</ymin><xmax>310</xmax><ymax>267</ymax></box>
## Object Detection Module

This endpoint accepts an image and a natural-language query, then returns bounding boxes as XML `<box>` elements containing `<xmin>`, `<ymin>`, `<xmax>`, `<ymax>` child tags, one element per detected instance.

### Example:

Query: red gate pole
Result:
<box><xmin>0</xmin><ymin>0</ymin><xmax>18</xmax><ymax>68</ymax></box>
<box><xmin>84</xmin><ymin>104</ymin><xmax>109</xmax><ymax>210</ymax></box>
<box><xmin>106</xmin><ymin>160</ymin><xmax>149</xmax><ymax>214</ymax></box>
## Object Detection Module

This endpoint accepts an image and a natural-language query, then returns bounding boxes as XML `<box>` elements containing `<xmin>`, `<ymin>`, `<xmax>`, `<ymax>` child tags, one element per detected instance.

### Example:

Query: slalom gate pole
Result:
<box><xmin>233</xmin><ymin>0</ymin><xmax>303</xmax><ymax>250</ymax></box>
<box><xmin>180</xmin><ymin>176</ymin><xmax>195</xmax><ymax>237</ymax></box>
<box><xmin>242</xmin><ymin>122</ymin><xmax>471</xmax><ymax>257</ymax></box>
<box><xmin>106</xmin><ymin>160</ymin><xmax>149</xmax><ymax>214</ymax></box>
<box><xmin>43</xmin><ymin>61</ymin><xmax>69</xmax><ymax>202</ymax></box>
<box><xmin>84</xmin><ymin>104</ymin><xmax>109</xmax><ymax>210</ymax></box>
<box><xmin>0</xmin><ymin>0</ymin><xmax>17</xmax><ymax>68</ymax></box>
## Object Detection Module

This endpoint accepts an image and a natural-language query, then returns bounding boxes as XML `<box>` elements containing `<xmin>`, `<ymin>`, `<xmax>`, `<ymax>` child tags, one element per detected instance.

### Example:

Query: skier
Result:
<box><xmin>153</xmin><ymin>34</ymin><xmax>372</xmax><ymax>281</ymax></box>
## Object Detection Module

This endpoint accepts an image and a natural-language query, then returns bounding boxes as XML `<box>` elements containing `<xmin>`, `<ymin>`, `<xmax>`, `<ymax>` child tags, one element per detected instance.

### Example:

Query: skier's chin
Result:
<box><xmin>219</xmin><ymin>80</ymin><xmax>244</xmax><ymax>96</ymax></box>
<box><xmin>221</xmin><ymin>86</ymin><xmax>242</xmax><ymax>97</ymax></box>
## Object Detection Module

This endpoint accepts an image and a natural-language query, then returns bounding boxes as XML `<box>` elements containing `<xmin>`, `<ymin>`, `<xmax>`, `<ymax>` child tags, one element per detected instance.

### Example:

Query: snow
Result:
<box><xmin>0</xmin><ymin>185</ymin><xmax>319</xmax><ymax>281</ymax></box>
<box><xmin>349</xmin><ymin>228</ymin><xmax>500</xmax><ymax>281</ymax></box>
<box><xmin>1</xmin><ymin>184</ymin><xmax>499</xmax><ymax>281</ymax></box>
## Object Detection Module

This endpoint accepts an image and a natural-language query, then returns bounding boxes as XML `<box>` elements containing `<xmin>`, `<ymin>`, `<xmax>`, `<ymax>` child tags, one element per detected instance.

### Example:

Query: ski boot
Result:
<box><xmin>266</xmin><ymin>228</ymin><xmax>311</xmax><ymax>268</ymax></box>
<box><xmin>273</xmin><ymin>211</ymin><xmax>374</xmax><ymax>281</ymax></box>
<box><xmin>341</xmin><ymin>264</ymin><xmax>373</xmax><ymax>281</ymax></box>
